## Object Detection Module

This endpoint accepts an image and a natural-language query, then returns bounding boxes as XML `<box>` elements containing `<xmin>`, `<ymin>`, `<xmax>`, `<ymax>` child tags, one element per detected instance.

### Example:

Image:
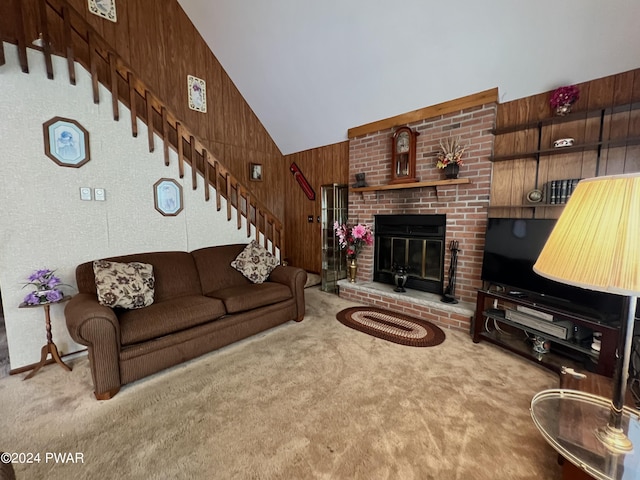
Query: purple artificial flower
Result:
<box><xmin>23</xmin><ymin>292</ymin><xmax>40</xmax><ymax>305</ymax></box>
<box><xmin>45</xmin><ymin>289</ymin><xmax>63</xmax><ymax>303</ymax></box>
<box><xmin>45</xmin><ymin>275</ymin><xmax>61</xmax><ymax>289</ymax></box>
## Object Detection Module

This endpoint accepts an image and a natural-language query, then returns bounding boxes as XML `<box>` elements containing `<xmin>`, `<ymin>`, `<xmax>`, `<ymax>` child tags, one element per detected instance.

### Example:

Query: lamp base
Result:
<box><xmin>594</xmin><ymin>424</ymin><xmax>634</xmax><ymax>453</ymax></box>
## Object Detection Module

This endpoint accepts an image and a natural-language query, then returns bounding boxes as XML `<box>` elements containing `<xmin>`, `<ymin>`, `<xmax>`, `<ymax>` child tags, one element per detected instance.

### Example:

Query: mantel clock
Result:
<box><xmin>390</xmin><ymin>126</ymin><xmax>418</xmax><ymax>184</ymax></box>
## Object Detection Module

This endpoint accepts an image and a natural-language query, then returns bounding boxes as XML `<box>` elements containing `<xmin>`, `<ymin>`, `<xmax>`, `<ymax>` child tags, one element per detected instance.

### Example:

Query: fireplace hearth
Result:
<box><xmin>374</xmin><ymin>214</ymin><xmax>446</xmax><ymax>294</ymax></box>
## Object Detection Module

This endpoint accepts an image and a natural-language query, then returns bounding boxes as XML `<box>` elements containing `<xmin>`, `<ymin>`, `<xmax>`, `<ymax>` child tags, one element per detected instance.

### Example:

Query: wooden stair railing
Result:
<box><xmin>1</xmin><ymin>0</ymin><xmax>285</xmax><ymax>257</ymax></box>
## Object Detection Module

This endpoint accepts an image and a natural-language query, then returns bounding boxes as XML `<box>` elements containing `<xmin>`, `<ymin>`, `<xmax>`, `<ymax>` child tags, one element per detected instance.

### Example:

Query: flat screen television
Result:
<box><xmin>481</xmin><ymin>217</ymin><xmax>624</xmax><ymax>322</ymax></box>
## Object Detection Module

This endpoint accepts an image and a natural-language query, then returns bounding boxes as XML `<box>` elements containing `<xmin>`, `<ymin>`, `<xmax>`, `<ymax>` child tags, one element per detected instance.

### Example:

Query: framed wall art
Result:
<box><xmin>187</xmin><ymin>75</ymin><xmax>207</xmax><ymax>113</ymax></box>
<box><xmin>153</xmin><ymin>178</ymin><xmax>183</xmax><ymax>216</ymax></box>
<box><xmin>88</xmin><ymin>0</ymin><xmax>117</xmax><ymax>22</ymax></box>
<box><xmin>43</xmin><ymin>116</ymin><xmax>90</xmax><ymax>168</ymax></box>
<box><xmin>249</xmin><ymin>163</ymin><xmax>263</xmax><ymax>182</ymax></box>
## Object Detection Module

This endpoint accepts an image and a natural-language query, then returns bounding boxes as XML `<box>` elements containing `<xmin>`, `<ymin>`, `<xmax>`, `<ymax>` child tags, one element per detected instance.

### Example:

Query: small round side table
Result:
<box><xmin>19</xmin><ymin>296</ymin><xmax>72</xmax><ymax>380</ymax></box>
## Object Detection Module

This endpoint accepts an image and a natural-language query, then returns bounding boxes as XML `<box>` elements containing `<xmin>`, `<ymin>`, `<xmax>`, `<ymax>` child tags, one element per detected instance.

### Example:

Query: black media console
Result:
<box><xmin>472</xmin><ymin>289</ymin><xmax>620</xmax><ymax>377</ymax></box>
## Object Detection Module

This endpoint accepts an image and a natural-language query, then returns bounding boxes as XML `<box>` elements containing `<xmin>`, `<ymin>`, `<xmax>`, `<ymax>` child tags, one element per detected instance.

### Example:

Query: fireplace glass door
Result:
<box><xmin>377</xmin><ymin>237</ymin><xmax>443</xmax><ymax>282</ymax></box>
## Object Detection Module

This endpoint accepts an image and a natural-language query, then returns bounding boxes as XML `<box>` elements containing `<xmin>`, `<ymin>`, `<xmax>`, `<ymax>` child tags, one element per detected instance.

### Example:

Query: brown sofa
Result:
<box><xmin>65</xmin><ymin>244</ymin><xmax>307</xmax><ymax>400</ymax></box>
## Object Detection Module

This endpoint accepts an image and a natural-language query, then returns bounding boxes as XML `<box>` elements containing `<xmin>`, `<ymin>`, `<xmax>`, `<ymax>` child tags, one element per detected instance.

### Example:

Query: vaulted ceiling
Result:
<box><xmin>178</xmin><ymin>0</ymin><xmax>640</xmax><ymax>155</ymax></box>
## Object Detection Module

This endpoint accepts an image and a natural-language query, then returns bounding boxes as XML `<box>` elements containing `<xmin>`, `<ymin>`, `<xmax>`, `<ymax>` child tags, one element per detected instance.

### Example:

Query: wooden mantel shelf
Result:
<box><xmin>351</xmin><ymin>178</ymin><xmax>471</xmax><ymax>193</ymax></box>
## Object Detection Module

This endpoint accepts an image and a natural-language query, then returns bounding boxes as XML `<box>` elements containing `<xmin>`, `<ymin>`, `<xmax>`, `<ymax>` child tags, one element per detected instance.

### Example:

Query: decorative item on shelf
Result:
<box><xmin>436</xmin><ymin>137</ymin><xmax>466</xmax><ymax>179</ymax></box>
<box><xmin>391</xmin><ymin>264</ymin><xmax>410</xmax><ymax>292</ymax></box>
<box><xmin>333</xmin><ymin>221</ymin><xmax>373</xmax><ymax>283</ymax></box>
<box><xmin>352</xmin><ymin>173</ymin><xmax>367</xmax><ymax>188</ymax></box>
<box><xmin>390</xmin><ymin>126</ymin><xmax>419</xmax><ymax>184</ymax></box>
<box><xmin>545</xmin><ymin>178</ymin><xmax>581</xmax><ymax>205</ymax></box>
<box><xmin>532</xmin><ymin>335</ymin><xmax>550</xmax><ymax>354</ymax></box>
<box><xmin>549</xmin><ymin>84</ymin><xmax>580</xmax><ymax>116</ymax></box>
<box><xmin>553</xmin><ymin>137</ymin><xmax>575</xmax><ymax>148</ymax></box>
<box><xmin>21</xmin><ymin>269</ymin><xmax>70</xmax><ymax>305</ymax></box>
<box><xmin>526</xmin><ymin>189</ymin><xmax>543</xmax><ymax>204</ymax></box>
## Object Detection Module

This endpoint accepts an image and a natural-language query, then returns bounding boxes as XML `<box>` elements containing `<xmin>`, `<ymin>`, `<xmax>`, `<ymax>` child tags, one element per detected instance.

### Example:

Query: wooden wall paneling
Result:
<box><xmin>625</xmin><ymin>71</ymin><xmax>640</xmax><ymax>172</ymax></box>
<box><xmin>127</xmin><ymin>1</ymin><xmax>162</xmax><ymax>118</ymax></box>
<box><xmin>587</xmin><ymin>76</ymin><xmax>617</xmax><ymax>175</ymax></box>
<box><xmin>207</xmin><ymin>53</ymin><xmax>225</xmax><ymax>145</ymax></box>
<box><xmin>517</xmin><ymin>100</ymin><xmax>539</xmax><ymax>211</ymax></box>
<box><xmin>610</xmin><ymin>72</ymin><xmax>638</xmax><ymax>173</ymax></box>
<box><xmin>282</xmin><ymin>142</ymin><xmax>349</xmax><ymax>272</ymax></box>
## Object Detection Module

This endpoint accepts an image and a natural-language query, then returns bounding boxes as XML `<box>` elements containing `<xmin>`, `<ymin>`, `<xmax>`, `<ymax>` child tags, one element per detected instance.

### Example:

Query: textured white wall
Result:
<box><xmin>0</xmin><ymin>43</ymin><xmax>253</xmax><ymax>369</ymax></box>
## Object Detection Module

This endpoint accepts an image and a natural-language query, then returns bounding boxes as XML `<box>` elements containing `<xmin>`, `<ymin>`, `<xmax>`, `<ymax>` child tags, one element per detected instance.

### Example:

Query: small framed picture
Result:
<box><xmin>249</xmin><ymin>163</ymin><xmax>263</xmax><ymax>182</ymax></box>
<box><xmin>43</xmin><ymin>116</ymin><xmax>90</xmax><ymax>168</ymax></box>
<box><xmin>187</xmin><ymin>75</ymin><xmax>207</xmax><ymax>113</ymax></box>
<box><xmin>153</xmin><ymin>178</ymin><xmax>183</xmax><ymax>216</ymax></box>
<box><xmin>88</xmin><ymin>0</ymin><xmax>117</xmax><ymax>22</ymax></box>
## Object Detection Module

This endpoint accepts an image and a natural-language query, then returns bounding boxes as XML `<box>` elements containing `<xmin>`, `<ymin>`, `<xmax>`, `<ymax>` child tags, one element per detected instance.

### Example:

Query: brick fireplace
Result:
<box><xmin>339</xmin><ymin>103</ymin><xmax>496</xmax><ymax>332</ymax></box>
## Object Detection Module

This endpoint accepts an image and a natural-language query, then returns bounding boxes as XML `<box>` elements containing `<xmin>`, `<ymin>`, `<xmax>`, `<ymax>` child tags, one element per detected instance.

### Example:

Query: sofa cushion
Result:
<box><xmin>230</xmin><ymin>240</ymin><xmax>280</xmax><ymax>284</ymax></box>
<box><xmin>93</xmin><ymin>261</ymin><xmax>155</xmax><ymax>309</ymax></box>
<box><xmin>207</xmin><ymin>282</ymin><xmax>292</xmax><ymax>314</ymax></box>
<box><xmin>76</xmin><ymin>251</ymin><xmax>202</xmax><ymax>302</ymax></box>
<box><xmin>191</xmin><ymin>244</ymin><xmax>252</xmax><ymax>294</ymax></box>
<box><xmin>118</xmin><ymin>295</ymin><xmax>226</xmax><ymax>345</ymax></box>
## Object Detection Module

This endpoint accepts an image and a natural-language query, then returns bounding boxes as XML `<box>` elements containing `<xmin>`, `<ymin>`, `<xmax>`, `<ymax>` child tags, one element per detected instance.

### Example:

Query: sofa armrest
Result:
<box><xmin>268</xmin><ymin>266</ymin><xmax>307</xmax><ymax>321</ymax></box>
<box><xmin>64</xmin><ymin>293</ymin><xmax>122</xmax><ymax>397</ymax></box>
<box><xmin>65</xmin><ymin>293</ymin><xmax>120</xmax><ymax>345</ymax></box>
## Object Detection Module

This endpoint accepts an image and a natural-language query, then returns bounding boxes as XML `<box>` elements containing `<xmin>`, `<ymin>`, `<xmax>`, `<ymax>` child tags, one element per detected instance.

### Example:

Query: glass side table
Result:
<box><xmin>531</xmin><ymin>389</ymin><xmax>640</xmax><ymax>480</ymax></box>
<box><xmin>19</xmin><ymin>296</ymin><xmax>72</xmax><ymax>380</ymax></box>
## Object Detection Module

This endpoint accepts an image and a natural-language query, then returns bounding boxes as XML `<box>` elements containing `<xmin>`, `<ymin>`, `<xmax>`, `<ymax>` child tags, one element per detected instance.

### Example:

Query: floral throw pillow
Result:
<box><xmin>231</xmin><ymin>240</ymin><xmax>280</xmax><ymax>284</ymax></box>
<box><xmin>93</xmin><ymin>261</ymin><xmax>155</xmax><ymax>309</ymax></box>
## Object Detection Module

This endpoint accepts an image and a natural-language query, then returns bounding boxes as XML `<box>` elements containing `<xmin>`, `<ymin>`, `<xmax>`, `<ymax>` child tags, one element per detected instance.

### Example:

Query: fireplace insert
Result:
<box><xmin>374</xmin><ymin>214</ymin><xmax>446</xmax><ymax>294</ymax></box>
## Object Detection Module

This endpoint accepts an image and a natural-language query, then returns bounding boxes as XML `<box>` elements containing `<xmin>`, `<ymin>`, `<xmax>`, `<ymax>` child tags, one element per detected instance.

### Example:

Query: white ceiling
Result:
<box><xmin>178</xmin><ymin>0</ymin><xmax>640</xmax><ymax>155</ymax></box>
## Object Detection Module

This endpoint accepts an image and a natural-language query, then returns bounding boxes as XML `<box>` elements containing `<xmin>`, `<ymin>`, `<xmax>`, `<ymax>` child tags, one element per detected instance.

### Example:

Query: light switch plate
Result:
<box><xmin>94</xmin><ymin>188</ymin><xmax>106</xmax><ymax>201</ymax></box>
<box><xmin>80</xmin><ymin>187</ymin><xmax>92</xmax><ymax>201</ymax></box>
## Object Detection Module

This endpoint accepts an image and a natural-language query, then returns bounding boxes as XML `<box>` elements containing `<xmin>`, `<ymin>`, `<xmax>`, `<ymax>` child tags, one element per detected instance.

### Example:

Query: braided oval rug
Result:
<box><xmin>336</xmin><ymin>306</ymin><xmax>445</xmax><ymax>347</ymax></box>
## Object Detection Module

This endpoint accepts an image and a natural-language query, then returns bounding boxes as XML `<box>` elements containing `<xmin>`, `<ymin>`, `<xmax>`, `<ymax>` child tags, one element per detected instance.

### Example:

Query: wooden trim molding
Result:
<box><xmin>347</xmin><ymin>88</ymin><xmax>499</xmax><ymax>139</ymax></box>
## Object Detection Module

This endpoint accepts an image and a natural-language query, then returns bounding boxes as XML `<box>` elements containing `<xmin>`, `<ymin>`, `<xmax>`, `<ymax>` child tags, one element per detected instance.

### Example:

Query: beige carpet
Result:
<box><xmin>0</xmin><ymin>287</ymin><xmax>560</xmax><ymax>479</ymax></box>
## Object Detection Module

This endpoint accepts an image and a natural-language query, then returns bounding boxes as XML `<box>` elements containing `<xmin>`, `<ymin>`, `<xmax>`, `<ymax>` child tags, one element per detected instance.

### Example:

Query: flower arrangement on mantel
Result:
<box><xmin>436</xmin><ymin>137</ymin><xmax>466</xmax><ymax>169</ymax></box>
<box><xmin>550</xmin><ymin>85</ymin><xmax>580</xmax><ymax>115</ymax></box>
<box><xmin>333</xmin><ymin>222</ymin><xmax>373</xmax><ymax>260</ymax></box>
<box><xmin>22</xmin><ymin>268</ymin><xmax>67</xmax><ymax>305</ymax></box>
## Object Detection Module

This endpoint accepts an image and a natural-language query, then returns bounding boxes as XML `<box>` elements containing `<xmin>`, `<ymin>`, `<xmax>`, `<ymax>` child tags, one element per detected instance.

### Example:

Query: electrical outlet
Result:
<box><xmin>80</xmin><ymin>187</ymin><xmax>92</xmax><ymax>201</ymax></box>
<box><xmin>94</xmin><ymin>188</ymin><xmax>106</xmax><ymax>201</ymax></box>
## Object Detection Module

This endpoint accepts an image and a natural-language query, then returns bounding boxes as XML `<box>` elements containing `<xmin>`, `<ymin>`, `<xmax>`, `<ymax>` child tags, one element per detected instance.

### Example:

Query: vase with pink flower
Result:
<box><xmin>333</xmin><ymin>221</ymin><xmax>373</xmax><ymax>283</ymax></box>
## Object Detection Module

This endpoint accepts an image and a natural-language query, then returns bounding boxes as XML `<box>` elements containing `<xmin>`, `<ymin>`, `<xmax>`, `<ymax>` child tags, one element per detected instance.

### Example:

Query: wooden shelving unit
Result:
<box><xmin>488</xmin><ymin>98</ymin><xmax>640</xmax><ymax>216</ymax></box>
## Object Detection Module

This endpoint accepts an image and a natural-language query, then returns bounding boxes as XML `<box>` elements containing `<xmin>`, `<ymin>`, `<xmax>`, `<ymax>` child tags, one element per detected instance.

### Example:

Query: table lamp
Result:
<box><xmin>533</xmin><ymin>172</ymin><xmax>640</xmax><ymax>454</ymax></box>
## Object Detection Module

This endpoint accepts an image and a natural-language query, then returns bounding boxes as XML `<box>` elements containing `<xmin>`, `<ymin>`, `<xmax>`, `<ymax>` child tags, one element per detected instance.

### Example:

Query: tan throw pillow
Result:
<box><xmin>93</xmin><ymin>260</ymin><xmax>155</xmax><ymax>309</ymax></box>
<box><xmin>231</xmin><ymin>240</ymin><xmax>280</xmax><ymax>284</ymax></box>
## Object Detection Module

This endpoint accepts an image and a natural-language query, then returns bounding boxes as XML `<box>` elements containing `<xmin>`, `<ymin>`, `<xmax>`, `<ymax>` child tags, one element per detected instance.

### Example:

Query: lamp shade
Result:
<box><xmin>533</xmin><ymin>173</ymin><xmax>640</xmax><ymax>296</ymax></box>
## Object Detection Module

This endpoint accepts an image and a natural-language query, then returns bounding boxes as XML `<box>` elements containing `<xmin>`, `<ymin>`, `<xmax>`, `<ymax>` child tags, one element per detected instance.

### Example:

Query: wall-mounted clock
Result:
<box><xmin>390</xmin><ymin>126</ymin><xmax>418</xmax><ymax>184</ymax></box>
